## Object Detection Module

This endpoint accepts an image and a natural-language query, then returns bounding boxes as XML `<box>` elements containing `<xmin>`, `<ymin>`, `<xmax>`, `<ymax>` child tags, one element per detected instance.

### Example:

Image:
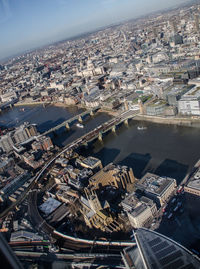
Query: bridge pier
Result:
<box><xmin>112</xmin><ymin>125</ymin><xmax>116</xmax><ymax>132</ymax></box>
<box><xmin>83</xmin><ymin>142</ymin><xmax>88</xmax><ymax>147</ymax></box>
<box><xmin>124</xmin><ymin>119</ymin><xmax>129</xmax><ymax>125</ymax></box>
<box><xmin>78</xmin><ymin>116</ymin><xmax>83</xmax><ymax>123</ymax></box>
<box><xmin>65</xmin><ymin>123</ymin><xmax>70</xmax><ymax>130</ymax></box>
<box><xmin>98</xmin><ymin>132</ymin><xmax>103</xmax><ymax>141</ymax></box>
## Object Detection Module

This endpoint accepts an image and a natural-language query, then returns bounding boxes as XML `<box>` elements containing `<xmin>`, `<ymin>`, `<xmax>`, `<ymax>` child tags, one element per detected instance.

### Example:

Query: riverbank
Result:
<box><xmin>14</xmin><ymin>101</ymin><xmax>119</xmax><ymax>117</ymax></box>
<box><xmin>14</xmin><ymin>101</ymin><xmax>50</xmax><ymax>106</ymax></box>
<box><xmin>134</xmin><ymin>114</ymin><xmax>200</xmax><ymax>128</ymax></box>
<box><xmin>13</xmin><ymin>101</ymin><xmax>200</xmax><ymax>127</ymax></box>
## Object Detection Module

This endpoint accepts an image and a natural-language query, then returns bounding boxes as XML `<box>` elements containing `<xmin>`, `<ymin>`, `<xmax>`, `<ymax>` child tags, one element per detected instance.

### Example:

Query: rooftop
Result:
<box><xmin>79</xmin><ymin>156</ymin><xmax>101</xmax><ymax>168</ymax></box>
<box><xmin>138</xmin><ymin>173</ymin><xmax>176</xmax><ymax>197</ymax></box>
<box><xmin>133</xmin><ymin>228</ymin><xmax>200</xmax><ymax>269</ymax></box>
<box><xmin>186</xmin><ymin>168</ymin><xmax>200</xmax><ymax>191</ymax></box>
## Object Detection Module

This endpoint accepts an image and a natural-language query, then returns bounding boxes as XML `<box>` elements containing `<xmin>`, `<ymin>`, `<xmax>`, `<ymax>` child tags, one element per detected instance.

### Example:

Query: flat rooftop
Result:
<box><xmin>166</xmin><ymin>84</ymin><xmax>194</xmax><ymax>96</ymax></box>
<box><xmin>186</xmin><ymin>168</ymin><xmax>200</xmax><ymax>191</ymax></box>
<box><xmin>130</xmin><ymin>203</ymin><xmax>148</xmax><ymax>217</ymax></box>
<box><xmin>81</xmin><ymin>156</ymin><xmax>101</xmax><ymax>167</ymax></box>
<box><xmin>138</xmin><ymin>173</ymin><xmax>175</xmax><ymax>197</ymax></box>
<box><xmin>182</xmin><ymin>86</ymin><xmax>200</xmax><ymax>99</ymax></box>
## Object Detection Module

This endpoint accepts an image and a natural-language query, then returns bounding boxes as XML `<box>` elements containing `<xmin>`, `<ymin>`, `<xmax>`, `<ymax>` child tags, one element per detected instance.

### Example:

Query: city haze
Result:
<box><xmin>0</xmin><ymin>0</ymin><xmax>189</xmax><ymax>60</ymax></box>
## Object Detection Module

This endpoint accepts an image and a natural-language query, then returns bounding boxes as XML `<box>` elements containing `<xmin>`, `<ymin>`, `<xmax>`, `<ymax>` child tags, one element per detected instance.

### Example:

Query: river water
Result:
<box><xmin>2</xmin><ymin>105</ymin><xmax>200</xmax><ymax>183</ymax></box>
<box><xmin>1</xmin><ymin>105</ymin><xmax>200</xmax><ymax>249</ymax></box>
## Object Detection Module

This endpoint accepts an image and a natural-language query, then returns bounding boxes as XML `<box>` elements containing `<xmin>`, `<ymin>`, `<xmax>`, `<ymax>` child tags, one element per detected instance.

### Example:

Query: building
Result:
<box><xmin>32</xmin><ymin>136</ymin><xmax>53</xmax><ymax>151</ymax></box>
<box><xmin>170</xmin><ymin>34</ymin><xmax>183</xmax><ymax>47</ymax></box>
<box><xmin>121</xmin><ymin>192</ymin><xmax>157</xmax><ymax>229</ymax></box>
<box><xmin>184</xmin><ymin>168</ymin><xmax>200</xmax><ymax>196</ymax></box>
<box><xmin>13</xmin><ymin>128</ymin><xmax>29</xmax><ymax>144</ymax></box>
<box><xmin>0</xmin><ymin>123</ymin><xmax>38</xmax><ymax>153</ymax></box>
<box><xmin>0</xmin><ymin>134</ymin><xmax>14</xmax><ymax>153</ymax></box>
<box><xmin>178</xmin><ymin>86</ymin><xmax>200</xmax><ymax>115</ymax></box>
<box><xmin>136</xmin><ymin>173</ymin><xmax>176</xmax><ymax>207</ymax></box>
<box><xmin>39</xmin><ymin>197</ymin><xmax>61</xmax><ymax>216</ymax></box>
<box><xmin>0</xmin><ymin>172</ymin><xmax>31</xmax><ymax>202</ymax></box>
<box><xmin>195</xmin><ymin>14</ymin><xmax>199</xmax><ymax>32</ymax></box>
<box><xmin>144</xmin><ymin>99</ymin><xmax>167</xmax><ymax>116</ymax></box>
<box><xmin>25</xmin><ymin>124</ymin><xmax>37</xmax><ymax>137</ymax></box>
<box><xmin>80</xmin><ymin>188</ymin><xmax>122</xmax><ymax>233</ymax></box>
<box><xmin>122</xmin><ymin>228</ymin><xmax>200</xmax><ymax>269</ymax></box>
<box><xmin>76</xmin><ymin>156</ymin><xmax>102</xmax><ymax>172</ymax></box>
<box><xmin>165</xmin><ymin>85</ymin><xmax>194</xmax><ymax>107</ymax></box>
<box><xmin>64</xmin><ymin>165</ymin><xmax>93</xmax><ymax>190</ymax></box>
<box><xmin>89</xmin><ymin>163</ymin><xmax>135</xmax><ymax>190</ymax></box>
<box><xmin>10</xmin><ymin>231</ymin><xmax>43</xmax><ymax>242</ymax></box>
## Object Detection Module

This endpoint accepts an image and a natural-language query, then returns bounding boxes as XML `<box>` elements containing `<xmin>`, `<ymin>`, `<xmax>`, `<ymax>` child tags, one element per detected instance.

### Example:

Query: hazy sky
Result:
<box><xmin>0</xmin><ymin>0</ymin><xmax>188</xmax><ymax>60</ymax></box>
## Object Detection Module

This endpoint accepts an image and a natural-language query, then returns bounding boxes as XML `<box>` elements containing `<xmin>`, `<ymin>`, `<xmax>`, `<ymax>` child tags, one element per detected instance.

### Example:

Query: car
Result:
<box><xmin>168</xmin><ymin>213</ymin><xmax>173</xmax><ymax>219</ymax></box>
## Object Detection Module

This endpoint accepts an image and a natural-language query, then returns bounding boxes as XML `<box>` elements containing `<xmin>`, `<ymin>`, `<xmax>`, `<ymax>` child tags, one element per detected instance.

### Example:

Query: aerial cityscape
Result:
<box><xmin>1</xmin><ymin>0</ymin><xmax>200</xmax><ymax>268</ymax></box>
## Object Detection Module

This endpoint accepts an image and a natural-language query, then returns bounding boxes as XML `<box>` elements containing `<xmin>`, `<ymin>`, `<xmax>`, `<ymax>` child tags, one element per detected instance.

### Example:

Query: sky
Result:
<box><xmin>0</xmin><ymin>0</ymin><xmax>189</xmax><ymax>60</ymax></box>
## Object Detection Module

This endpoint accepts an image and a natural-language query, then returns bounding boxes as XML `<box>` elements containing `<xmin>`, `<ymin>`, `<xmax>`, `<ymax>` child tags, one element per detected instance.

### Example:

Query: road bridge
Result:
<box><xmin>42</xmin><ymin>106</ymin><xmax>100</xmax><ymax>136</ymax></box>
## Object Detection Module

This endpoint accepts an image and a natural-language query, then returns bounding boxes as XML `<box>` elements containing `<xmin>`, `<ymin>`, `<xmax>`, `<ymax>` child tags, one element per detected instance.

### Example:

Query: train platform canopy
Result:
<box><xmin>39</xmin><ymin>197</ymin><xmax>61</xmax><ymax>216</ymax></box>
<box><xmin>10</xmin><ymin>231</ymin><xmax>43</xmax><ymax>242</ymax></box>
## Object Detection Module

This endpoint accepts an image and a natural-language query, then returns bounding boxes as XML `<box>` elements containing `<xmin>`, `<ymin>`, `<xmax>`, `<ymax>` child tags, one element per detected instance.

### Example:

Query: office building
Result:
<box><xmin>121</xmin><ymin>192</ymin><xmax>157</xmax><ymax>229</ymax></box>
<box><xmin>178</xmin><ymin>86</ymin><xmax>200</xmax><ymax>115</ymax></box>
<box><xmin>0</xmin><ymin>134</ymin><xmax>14</xmax><ymax>153</ymax></box>
<box><xmin>76</xmin><ymin>156</ymin><xmax>103</xmax><ymax>172</ymax></box>
<box><xmin>25</xmin><ymin>124</ymin><xmax>37</xmax><ymax>137</ymax></box>
<box><xmin>13</xmin><ymin>128</ymin><xmax>29</xmax><ymax>144</ymax></box>
<box><xmin>136</xmin><ymin>173</ymin><xmax>176</xmax><ymax>206</ymax></box>
<box><xmin>184</xmin><ymin>168</ymin><xmax>200</xmax><ymax>196</ymax></box>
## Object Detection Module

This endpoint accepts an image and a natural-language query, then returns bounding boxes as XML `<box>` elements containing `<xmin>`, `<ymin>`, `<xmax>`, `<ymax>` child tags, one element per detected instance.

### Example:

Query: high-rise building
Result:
<box><xmin>195</xmin><ymin>14</ymin><xmax>199</xmax><ymax>32</ymax></box>
<box><xmin>169</xmin><ymin>20</ymin><xmax>178</xmax><ymax>34</ymax></box>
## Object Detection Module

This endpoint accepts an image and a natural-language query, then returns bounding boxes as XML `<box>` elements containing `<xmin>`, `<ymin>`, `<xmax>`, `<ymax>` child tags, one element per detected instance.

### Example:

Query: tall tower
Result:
<box><xmin>195</xmin><ymin>14</ymin><xmax>199</xmax><ymax>32</ymax></box>
<box><xmin>138</xmin><ymin>99</ymin><xmax>145</xmax><ymax>115</ymax></box>
<box><xmin>85</xmin><ymin>188</ymin><xmax>102</xmax><ymax>213</ymax></box>
<box><xmin>124</xmin><ymin>99</ymin><xmax>129</xmax><ymax>111</ymax></box>
<box><xmin>169</xmin><ymin>20</ymin><xmax>178</xmax><ymax>34</ymax></box>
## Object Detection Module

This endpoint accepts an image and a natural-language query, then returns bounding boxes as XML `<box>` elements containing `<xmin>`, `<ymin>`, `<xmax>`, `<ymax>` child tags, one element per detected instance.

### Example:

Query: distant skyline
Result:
<box><xmin>0</xmin><ymin>0</ymin><xmax>189</xmax><ymax>60</ymax></box>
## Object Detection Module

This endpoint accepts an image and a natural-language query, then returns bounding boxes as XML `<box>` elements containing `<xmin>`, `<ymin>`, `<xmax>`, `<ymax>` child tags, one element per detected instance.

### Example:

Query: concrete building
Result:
<box><xmin>13</xmin><ymin>128</ymin><xmax>29</xmax><ymax>144</ymax></box>
<box><xmin>76</xmin><ymin>156</ymin><xmax>102</xmax><ymax>173</ymax></box>
<box><xmin>165</xmin><ymin>85</ymin><xmax>194</xmax><ymax>106</ymax></box>
<box><xmin>184</xmin><ymin>168</ymin><xmax>200</xmax><ymax>196</ymax></box>
<box><xmin>178</xmin><ymin>86</ymin><xmax>200</xmax><ymax>115</ymax></box>
<box><xmin>0</xmin><ymin>134</ymin><xmax>14</xmax><ymax>153</ymax></box>
<box><xmin>89</xmin><ymin>163</ymin><xmax>135</xmax><ymax>191</ymax></box>
<box><xmin>136</xmin><ymin>173</ymin><xmax>177</xmax><ymax>207</ymax></box>
<box><xmin>144</xmin><ymin>99</ymin><xmax>167</xmax><ymax>116</ymax></box>
<box><xmin>121</xmin><ymin>192</ymin><xmax>157</xmax><ymax>229</ymax></box>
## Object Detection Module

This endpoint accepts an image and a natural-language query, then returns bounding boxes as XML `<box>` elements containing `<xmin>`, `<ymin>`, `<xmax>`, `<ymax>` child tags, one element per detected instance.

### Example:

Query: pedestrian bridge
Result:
<box><xmin>42</xmin><ymin>106</ymin><xmax>100</xmax><ymax>136</ymax></box>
